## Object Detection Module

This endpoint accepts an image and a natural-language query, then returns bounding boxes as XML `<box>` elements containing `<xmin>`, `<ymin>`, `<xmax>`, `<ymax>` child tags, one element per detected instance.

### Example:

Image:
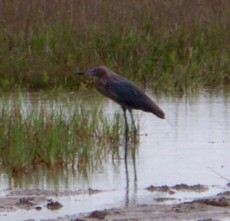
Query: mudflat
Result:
<box><xmin>1</xmin><ymin>187</ymin><xmax>230</xmax><ymax>221</ymax></box>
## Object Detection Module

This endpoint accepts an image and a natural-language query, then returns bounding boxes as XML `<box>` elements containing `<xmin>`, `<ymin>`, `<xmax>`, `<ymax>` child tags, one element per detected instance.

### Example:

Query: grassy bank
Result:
<box><xmin>0</xmin><ymin>1</ymin><xmax>230</xmax><ymax>91</ymax></box>
<box><xmin>0</xmin><ymin>96</ymin><xmax>123</xmax><ymax>174</ymax></box>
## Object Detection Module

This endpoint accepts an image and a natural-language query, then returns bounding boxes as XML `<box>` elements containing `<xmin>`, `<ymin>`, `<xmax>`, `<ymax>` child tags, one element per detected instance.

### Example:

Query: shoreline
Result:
<box><xmin>1</xmin><ymin>188</ymin><xmax>230</xmax><ymax>221</ymax></box>
<box><xmin>78</xmin><ymin>191</ymin><xmax>230</xmax><ymax>221</ymax></box>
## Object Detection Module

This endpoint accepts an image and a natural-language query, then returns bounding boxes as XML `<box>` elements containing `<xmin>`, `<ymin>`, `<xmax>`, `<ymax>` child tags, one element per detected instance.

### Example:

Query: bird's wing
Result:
<box><xmin>109</xmin><ymin>79</ymin><xmax>151</xmax><ymax>109</ymax></box>
<box><xmin>98</xmin><ymin>76</ymin><xmax>165</xmax><ymax>119</ymax></box>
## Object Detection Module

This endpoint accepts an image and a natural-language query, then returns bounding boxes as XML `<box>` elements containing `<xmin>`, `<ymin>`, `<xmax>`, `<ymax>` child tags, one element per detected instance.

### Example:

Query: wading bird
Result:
<box><xmin>76</xmin><ymin>66</ymin><xmax>165</xmax><ymax>137</ymax></box>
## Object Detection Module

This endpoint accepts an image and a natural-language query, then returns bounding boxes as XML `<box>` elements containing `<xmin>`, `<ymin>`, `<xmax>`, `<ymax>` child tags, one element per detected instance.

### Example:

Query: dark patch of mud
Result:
<box><xmin>146</xmin><ymin>183</ymin><xmax>208</xmax><ymax>194</ymax></box>
<box><xmin>16</xmin><ymin>197</ymin><xmax>35</xmax><ymax>209</ymax></box>
<box><xmin>172</xmin><ymin>198</ymin><xmax>229</xmax><ymax>213</ymax></box>
<box><xmin>172</xmin><ymin>191</ymin><xmax>230</xmax><ymax>214</ymax></box>
<box><xmin>217</xmin><ymin>191</ymin><xmax>230</xmax><ymax>196</ymax></box>
<box><xmin>0</xmin><ymin>188</ymin><xmax>102</xmax><ymax>212</ymax></box>
<box><xmin>197</xmin><ymin>219</ymin><xmax>222</xmax><ymax>221</ymax></box>
<box><xmin>47</xmin><ymin>200</ymin><xmax>63</xmax><ymax>210</ymax></box>
<box><xmin>72</xmin><ymin>219</ymin><xmax>86</xmax><ymax>221</ymax></box>
<box><xmin>77</xmin><ymin>191</ymin><xmax>230</xmax><ymax>221</ymax></box>
<box><xmin>0</xmin><ymin>195</ymin><xmax>46</xmax><ymax>212</ymax></box>
<box><xmin>88</xmin><ymin>210</ymin><xmax>108</xmax><ymax>219</ymax></box>
<box><xmin>154</xmin><ymin>197</ymin><xmax>176</xmax><ymax>203</ymax></box>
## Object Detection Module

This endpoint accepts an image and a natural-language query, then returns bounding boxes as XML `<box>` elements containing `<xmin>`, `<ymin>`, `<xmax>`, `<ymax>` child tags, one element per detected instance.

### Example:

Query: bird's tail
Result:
<box><xmin>150</xmin><ymin>103</ymin><xmax>165</xmax><ymax>119</ymax></box>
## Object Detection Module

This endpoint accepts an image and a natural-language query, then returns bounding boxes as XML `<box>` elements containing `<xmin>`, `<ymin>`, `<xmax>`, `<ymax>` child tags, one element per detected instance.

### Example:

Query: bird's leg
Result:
<box><xmin>122</xmin><ymin>108</ymin><xmax>129</xmax><ymax>160</ymax></box>
<box><xmin>128</xmin><ymin>109</ymin><xmax>137</xmax><ymax>141</ymax></box>
<box><xmin>122</xmin><ymin>108</ymin><xmax>129</xmax><ymax>139</ymax></box>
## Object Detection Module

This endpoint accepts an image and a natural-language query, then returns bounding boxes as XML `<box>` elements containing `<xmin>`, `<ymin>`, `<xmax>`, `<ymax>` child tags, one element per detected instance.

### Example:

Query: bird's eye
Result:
<box><xmin>89</xmin><ymin>69</ymin><xmax>97</xmax><ymax>76</ymax></box>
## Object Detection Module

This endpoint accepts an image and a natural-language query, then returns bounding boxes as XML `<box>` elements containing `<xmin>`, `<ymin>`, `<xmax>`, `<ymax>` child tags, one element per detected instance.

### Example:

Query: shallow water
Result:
<box><xmin>0</xmin><ymin>90</ymin><xmax>230</xmax><ymax>221</ymax></box>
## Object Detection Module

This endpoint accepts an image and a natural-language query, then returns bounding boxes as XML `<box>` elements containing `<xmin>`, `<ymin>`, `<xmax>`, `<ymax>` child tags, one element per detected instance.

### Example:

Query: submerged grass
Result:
<box><xmin>0</xmin><ymin>96</ymin><xmax>124</xmax><ymax>175</ymax></box>
<box><xmin>0</xmin><ymin>1</ymin><xmax>230</xmax><ymax>91</ymax></box>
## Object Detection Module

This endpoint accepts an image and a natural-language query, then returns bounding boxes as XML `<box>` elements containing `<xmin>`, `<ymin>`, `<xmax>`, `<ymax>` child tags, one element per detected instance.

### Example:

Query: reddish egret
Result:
<box><xmin>76</xmin><ymin>66</ymin><xmax>165</xmax><ymax>137</ymax></box>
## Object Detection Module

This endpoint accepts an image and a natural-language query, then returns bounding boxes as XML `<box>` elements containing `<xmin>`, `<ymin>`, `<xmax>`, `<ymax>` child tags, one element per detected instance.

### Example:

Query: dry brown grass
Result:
<box><xmin>0</xmin><ymin>0</ymin><xmax>230</xmax><ymax>90</ymax></box>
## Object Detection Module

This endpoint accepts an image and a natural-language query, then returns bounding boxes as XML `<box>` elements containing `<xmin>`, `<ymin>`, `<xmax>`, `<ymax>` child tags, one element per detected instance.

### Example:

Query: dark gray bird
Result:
<box><xmin>76</xmin><ymin>66</ymin><xmax>165</xmax><ymax>137</ymax></box>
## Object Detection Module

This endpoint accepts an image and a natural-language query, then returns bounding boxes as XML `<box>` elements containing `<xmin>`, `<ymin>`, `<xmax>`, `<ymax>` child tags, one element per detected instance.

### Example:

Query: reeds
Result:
<box><xmin>0</xmin><ymin>96</ymin><xmax>123</xmax><ymax>174</ymax></box>
<box><xmin>0</xmin><ymin>0</ymin><xmax>230</xmax><ymax>91</ymax></box>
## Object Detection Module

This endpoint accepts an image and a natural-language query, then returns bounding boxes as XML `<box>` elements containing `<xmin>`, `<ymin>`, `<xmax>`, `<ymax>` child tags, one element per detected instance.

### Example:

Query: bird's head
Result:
<box><xmin>76</xmin><ymin>66</ymin><xmax>108</xmax><ymax>78</ymax></box>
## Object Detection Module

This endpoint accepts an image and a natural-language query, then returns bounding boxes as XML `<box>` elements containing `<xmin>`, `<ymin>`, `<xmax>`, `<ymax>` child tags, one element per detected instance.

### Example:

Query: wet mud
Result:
<box><xmin>1</xmin><ymin>185</ymin><xmax>230</xmax><ymax>221</ymax></box>
<box><xmin>78</xmin><ymin>191</ymin><xmax>230</xmax><ymax>221</ymax></box>
<box><xmin>146</xmin><ymin>183</ymin><xmax>209</xmax><ymax>194</ymax></box>
<box><xmin>0</xmin><ymin>188</ymin><xmax>102</xmax><ymax>212</ymax></box>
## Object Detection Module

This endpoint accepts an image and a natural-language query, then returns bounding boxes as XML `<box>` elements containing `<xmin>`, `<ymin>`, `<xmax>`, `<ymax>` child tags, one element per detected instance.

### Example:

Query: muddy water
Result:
<box><xmin>0</xmin><ymin>90</ymin><xmax>230</xmax><ymax>221</ymax></box>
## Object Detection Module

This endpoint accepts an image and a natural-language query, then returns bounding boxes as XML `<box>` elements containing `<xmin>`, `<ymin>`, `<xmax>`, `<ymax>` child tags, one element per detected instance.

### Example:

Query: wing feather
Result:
<box><xmin>96</xmin><ymin>75</ymin><xmax>165</xmax><ymax>119</ymax></box>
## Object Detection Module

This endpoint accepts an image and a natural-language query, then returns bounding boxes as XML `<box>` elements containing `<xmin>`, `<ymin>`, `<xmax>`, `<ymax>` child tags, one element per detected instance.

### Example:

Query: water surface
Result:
<box><xmin>0</xmin><ymin>90</ymin><xmax>229</xmax><ymax>221</ymax></box>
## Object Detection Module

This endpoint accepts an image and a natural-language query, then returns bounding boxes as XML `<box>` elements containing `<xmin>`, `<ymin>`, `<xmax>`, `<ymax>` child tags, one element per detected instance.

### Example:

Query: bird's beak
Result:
<box><xmin>75</xmin><ymin>69</ymin><xmax>95</xmax><ymax>76</ymax></box>
<box><xmin>76</xmin><ymin>71</ymin><xmax>85</xmax><ymax>76</ymax></box>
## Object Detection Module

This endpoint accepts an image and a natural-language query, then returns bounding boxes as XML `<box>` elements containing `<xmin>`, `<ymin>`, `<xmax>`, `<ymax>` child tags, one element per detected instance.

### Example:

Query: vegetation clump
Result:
<box><xmin>0</xmin><ymin>95</ymin><xmax>123</xmax><ymax>174</ymax></box>
<box><xmin>0</xmin><ymin>1</ymin><xmax>229</xmax><ymax>91</ymax></box>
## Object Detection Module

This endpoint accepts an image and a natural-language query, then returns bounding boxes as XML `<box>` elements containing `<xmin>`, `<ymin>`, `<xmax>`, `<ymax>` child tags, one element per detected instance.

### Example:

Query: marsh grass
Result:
<box><xmin>0</xmin><ymin>1</ymin><xmax>230</xmax><ymax>91</ymax></box>
<box><xmin>0</xmin><ymin>97</ymin><xmax>124</xmax><ymax>175</ymax></box>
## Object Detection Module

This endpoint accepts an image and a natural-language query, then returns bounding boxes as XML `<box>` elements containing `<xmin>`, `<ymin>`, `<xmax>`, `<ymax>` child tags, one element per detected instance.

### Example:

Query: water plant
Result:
<box><xmin>0</xmin><ymin>94</ymin><xmax>124</xmax><ymax>175</ymax></box>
